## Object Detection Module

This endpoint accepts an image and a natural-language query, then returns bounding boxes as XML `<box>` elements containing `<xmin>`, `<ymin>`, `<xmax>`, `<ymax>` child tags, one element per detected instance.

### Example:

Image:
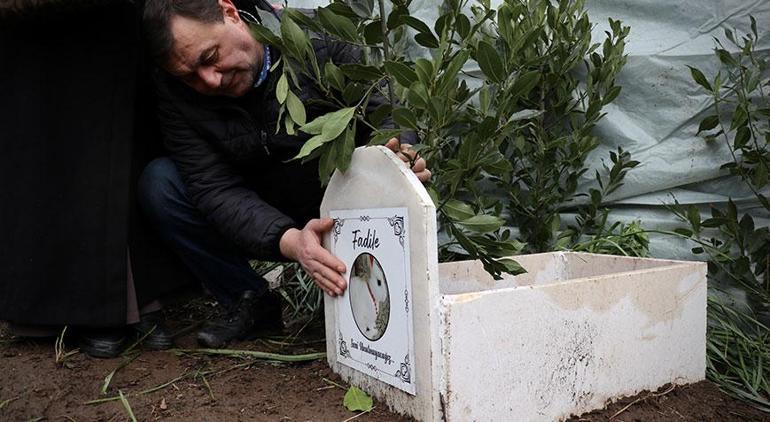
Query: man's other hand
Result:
<box><xmin>385</xmin><ymin>138</ymin><xmax>432</xmax><ymax>183</ymax></box>
<box><xmin>279</xmin><ymin>218</ymin><xmax>347</xmax><ymax>297</ymax></box>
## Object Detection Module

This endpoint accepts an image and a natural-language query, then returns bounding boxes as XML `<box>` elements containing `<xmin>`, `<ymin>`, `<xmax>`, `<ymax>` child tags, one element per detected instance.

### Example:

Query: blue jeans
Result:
<box><xmin>137</xmin><ymin>157</ymin><xmax>267</xmax><ymax>306</ymax></box>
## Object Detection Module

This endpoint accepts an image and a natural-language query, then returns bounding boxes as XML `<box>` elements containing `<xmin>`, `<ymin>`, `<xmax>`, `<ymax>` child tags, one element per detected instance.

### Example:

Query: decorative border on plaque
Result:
<box><xmin>338</xmin><ymin>331</ymin><xmax>350</xmax><ymax>358</ymax></box>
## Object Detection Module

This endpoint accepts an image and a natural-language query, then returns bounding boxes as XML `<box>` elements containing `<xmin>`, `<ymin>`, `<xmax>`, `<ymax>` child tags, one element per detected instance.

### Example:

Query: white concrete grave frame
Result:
<box><xmin>321</xmin><ymin>146</ymin><xmax>707</xmax><ymax>421</ymax></box>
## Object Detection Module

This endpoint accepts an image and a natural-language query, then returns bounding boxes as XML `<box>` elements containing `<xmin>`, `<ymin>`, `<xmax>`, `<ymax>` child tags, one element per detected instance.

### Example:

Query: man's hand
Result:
<box><xmin>279</xmin><ymin>218</ymin><xmax>347</xmax><ymax>297</ymax></box>
<box><xmin>385</xmin><ymin>138</ymin><xmax>432</xmax><ymax>183</ymax></box>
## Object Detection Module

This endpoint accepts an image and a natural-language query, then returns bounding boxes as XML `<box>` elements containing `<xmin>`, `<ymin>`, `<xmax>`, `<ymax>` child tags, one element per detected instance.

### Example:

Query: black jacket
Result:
<box><xmin>154</xmin><ymin>38</ymin><xmax>393</xmax><ymax>260</ymax></box>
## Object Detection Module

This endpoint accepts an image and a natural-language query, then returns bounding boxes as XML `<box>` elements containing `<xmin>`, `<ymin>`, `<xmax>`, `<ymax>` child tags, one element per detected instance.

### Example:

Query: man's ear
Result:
<box><xmin>218</xmin><ymin>0</ymin><xmax>241</xmax><ymax>23</ymax></box>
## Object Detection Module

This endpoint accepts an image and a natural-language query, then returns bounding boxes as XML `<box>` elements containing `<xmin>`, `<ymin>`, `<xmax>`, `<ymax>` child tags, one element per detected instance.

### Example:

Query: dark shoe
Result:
<box><xmin>131</xmin><ymin>311</ymin><xmax>174</xmax><ymax>350</ymax></box>
<box><xmin>197</xmin><ymin>290</ymin><xmax>283</xmax><ymax>348</ymax></box>
<box><xmin>78</xmin><ymin>327</ymin><xmax>127</xmax><ymax>358</ymax></box>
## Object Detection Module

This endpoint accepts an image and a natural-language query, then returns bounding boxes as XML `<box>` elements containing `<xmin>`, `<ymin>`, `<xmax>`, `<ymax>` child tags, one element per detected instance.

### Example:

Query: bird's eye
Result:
<box><xmin>377</xmin><ymin>279</ymin><xmax>382</xmax><ymax>286</ymax></box>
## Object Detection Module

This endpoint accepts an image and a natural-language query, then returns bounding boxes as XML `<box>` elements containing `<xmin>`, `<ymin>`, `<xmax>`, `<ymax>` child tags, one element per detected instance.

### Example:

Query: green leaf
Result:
<box><xmin>456</xmin><ymin>13</ymin><xmax>471</xmax><ymax>39</ymax></box>
<box><xmin>367</xmin><ymin>103</ymin><xmax>392</xmax><ymax>127</ymax></box>
<box><xmin>336</xmin><ymin>123</ymin><xmax>356</xmax><ymax>172</ymax></box>
<box><xmin>506</xmin><ymin>109</ymin><xmax>544</xmax><ymax>123</ymax></box>
<box><xmin>280</xmin><ymin>16</ymin><xmax>311</xmax><ymax>59</ymax></box>
<box><xmin>687</xmin><ymin>205</ymin><xmax>700</xmax><ymax>231</ymax></box>
<box><xmin>414</xmin><ymin>59</ymin><xmax>433</xmax><ymax>85</ymax></box>
<box><xmin>299</xmin><ymin>107</ymin><xmax>355</xmax><ymax>139</ymax></box>
<box><xmin>292</xmin><ymin>134</ymin><xmax>327</xmax><ymax>160</ymax></box>
<box><xmin>603</xmin><ymin>85</ymin><xmax>622</xmax><ymax>105</ymax></box>
<box><xmin>399</xmin><ymin>16</ymin><xmax>432</xmax><ymax>35</ymax></box>
<box><xmin>324</xmin><ymin>61</ymin><xmax>345</xmax><ymax>92</ymax></box>
<box><xmin>384</xmin><ymin>61</ymin><xmax>418</xmax><ymax>87</ymax></box>
<box><xmin>687</xmin><ymin>66</ymin><xmax>712</xmax><ymax>92</ymax></box>
<box><xmin>697</xmin><ymin>115</ymin><xmax>719</xmax><ymax>134</ymax></box>
<box><xmin>282</xmin><ymin>9</ymin><xmax>324</xmax><ymax>34</ymax></box>
<box><xmin>363</xmin><ymin>20</ymin><xmax>384</xmax><ymax>44</ymax></box>
<box><xmin>511</xmin><ymin>71</ymin><xmax>540</xmax><ymax>99</ymax></box>
<box><xmin>406</xmin><ymin>82</ymin><xmax>429</xmax><ymax>109</ymax></box>
<box><xmin>415</xmin><ymin>32</ymin><xmax>439</xmax><ymax>49</ymax></box>
<box><xmin>392</xmin><ymin>108</ymin><xmax>418</xmax><ymax>129</ymax></box>
<box><xmin>286</xmin><ymin>91</ymin><xmax>306</xmax><ymax>125</ymax></box>
<box><xmin>284</xmin><ymin>113</ymin><xmax>295</xmax><ymax>135</ymax></box>
<box><xmin>443</xmin><ymin>199</ymin><xmax>475</xmax><ymax>220</ymax></box>
<box><xmin>346</xmin><ymin>0</ymin><xmax>373</xmax><ymax>18</ymax></box>
<box><xmin>248</xmin><ymin>24</ymin><xmax>282</xmax><ymax>47</ymax></box>
<box><xmin>276</xmin><ymin>74</ymin><xmax>289</xmax><ymax>104</ymax></box>
<box><xmin>458</xmin><ymin>215</ymin><xmax>504</xmax><ymax>232</ymax></box>
<box><xmin>434</xmin><ymin>13</ymin><xmax>451</xmax><ymax>38</ymax></box>
<box><xmin>343</xmin><ymin>386</ymin><xmax>373</xmax><ymax>412</ymax></box>
<box><xmin>437</xmin><ymin>51</ymin><xmax>469</xmax><ymax>95</ymax></box>
<box><xmin>496</xmin><ymin>258</ymin><xmax>526</xmax><ymax>275</ymax></box>
<box><xmin>318</xmin><ymin>143</ymin><xmax>337</xmax><ymax>185</ymax></box>
<box><xmin>734</xmin><ymin>126</ymin><xmax>751</xmax><ymax>148</ymax></box>
<box><xmin>321</xmin><ymin>107</ymin><xmax>356</xmax><ymax>141</ymax></box>
<box><xmin>716</xmin><ymin>49</ymin><xmax>737</xmax><ymax>67</ymax></box>
<box><xmin>340</xmin><ymin>64</ymin><xmax>383</xmax><ymax>81</ymax></box>
<box><xmin>476</xmin><ymin>41</ymin><xmax>505</xmax><ymax>83</ymax></box>
<box><xmin>318</xmin><ymin>7</ymin><xmax>359</xmax><ymax>42</ymax></box>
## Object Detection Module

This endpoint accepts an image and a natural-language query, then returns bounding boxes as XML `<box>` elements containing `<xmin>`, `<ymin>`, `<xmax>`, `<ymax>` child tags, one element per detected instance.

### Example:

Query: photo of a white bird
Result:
<box><xmin>349</xmin><ymin>253</ymin><xmax>390</xmax><ymax>341</ymax></box>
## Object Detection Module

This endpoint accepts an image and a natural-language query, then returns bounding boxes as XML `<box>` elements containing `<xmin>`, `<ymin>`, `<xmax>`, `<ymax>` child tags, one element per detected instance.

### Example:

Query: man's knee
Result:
<box><xmin>137</xmin><ymin>157</ymin><xmax>188</xmax><ymax>224</ymax></box>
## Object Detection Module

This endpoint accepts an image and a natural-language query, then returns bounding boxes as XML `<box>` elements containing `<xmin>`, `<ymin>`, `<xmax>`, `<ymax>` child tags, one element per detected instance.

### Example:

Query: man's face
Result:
<box><xmin>166</xmin><ymin>6</ymin><xmax>259</xmax><ymax>97</ymax></box>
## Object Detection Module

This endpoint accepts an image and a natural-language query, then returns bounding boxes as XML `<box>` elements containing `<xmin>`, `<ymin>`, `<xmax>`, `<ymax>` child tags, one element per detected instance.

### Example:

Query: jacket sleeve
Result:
<box><xmin>156</xmin><ymin>94</ymin><xmax>298</xmax><ymax>261</ymax></box>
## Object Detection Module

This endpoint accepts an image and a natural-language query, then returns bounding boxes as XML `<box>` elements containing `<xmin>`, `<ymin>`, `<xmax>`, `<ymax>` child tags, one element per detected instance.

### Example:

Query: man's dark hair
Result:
<box><xmin>143</xmin><ymin>0</ymin><xmax>224</xmax><ymax>67</ymax></box>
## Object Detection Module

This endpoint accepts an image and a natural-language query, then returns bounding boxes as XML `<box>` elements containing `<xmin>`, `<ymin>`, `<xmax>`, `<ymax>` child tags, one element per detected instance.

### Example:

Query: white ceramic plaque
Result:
<box><xmin>329</xmin><ymin>207</ymin><xmax>416</xmax><ymax>395</ymax></box>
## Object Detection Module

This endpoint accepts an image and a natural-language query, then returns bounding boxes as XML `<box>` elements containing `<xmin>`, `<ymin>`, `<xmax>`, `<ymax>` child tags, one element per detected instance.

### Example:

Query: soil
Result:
<box><xmin>1</xmin><ymin>297</ymin><xmax>768</xmax><ymax>422</ymax></box>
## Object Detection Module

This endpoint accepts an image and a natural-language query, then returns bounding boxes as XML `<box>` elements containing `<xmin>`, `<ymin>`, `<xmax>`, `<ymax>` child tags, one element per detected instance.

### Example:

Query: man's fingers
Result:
<box><xmin>415</xmin><ymin>169</ymin><xmax>432</xmax><ymax>182</ymax></box>
<box><xmin>311</xmin><ymin>244</ymin><xmax>346</xmax><ymax>274</ymax></box>
<box><xmin>411</xmin><ymin>157</ymin><xmax>427</xmax><ymax>172</ymax></box>
<box><xmin>308</xmin><ymin>217</ymin><xmax>334</xmax><ymax>233</ymax></box>
<box><xmin>311</xmin><ymin>271</ymin><xmax>340</xmax><ymax>296</ymax></box>
<box><xmin>385</xmin><ymin>138</ymin><xmax>399</xmax><ymax>152</ymax></box>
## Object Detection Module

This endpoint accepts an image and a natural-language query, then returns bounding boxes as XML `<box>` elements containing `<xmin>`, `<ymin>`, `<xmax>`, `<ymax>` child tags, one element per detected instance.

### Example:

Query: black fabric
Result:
<box><xmin>0</xmin><ymin>2</ymin><xmax>190</xmax><ymax>326</ymax></box>
<box><xmin>153</xmin><ymin>37</ymin><xmax>397</xmax><ymax>261</ymax></box>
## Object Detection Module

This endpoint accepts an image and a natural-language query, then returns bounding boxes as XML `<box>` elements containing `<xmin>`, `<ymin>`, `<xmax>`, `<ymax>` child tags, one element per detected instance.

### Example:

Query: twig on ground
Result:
<box><xmin>609</xmin><ymin>384</ymin><xmax>677</xmax><ymax>420</ymax></box>
<box><xmin>201</xmin><ymin>375</ymin><xmax>215</xmax><ymax>401</ymax></box>
<box><xmin>118</xmin><ymin>390</ymin><xmax>138</xmax><ymax>422</ymax></box>
<box><xmin>172</xmin><ymin>348</ymin><xmax>325</xmax><ymax>362</ymax></box>
<box><xmin>0</xmin><ymin>394</ymin><xmax>21</xmax><ymax>410</ymax></box>
<box><xmin>264</xmin><ymin>338</ymin><xmax>325</xmax><ymax>347</ymax></box>
<box><xmin>85</xmin><ymin>373</ymin><xmax>189</xmax><ymax>405</ymax></box>
<box><xmin>322</xmin><ymin>378</ymin><xmax>346</xmax><ymax>390</ymax></box>
<box><xmin>122</xmin><ymin>326</ymin><xmax>156</xmax><ymax>356</ymax></box>
<box><xmin>341</xmin><ymin>406</ymin><xmax>375</xmax><ymax>422</ymax></box>
<box><xmin>54</xmin><ymin>326</ymin><xmax>79</xmax><ymax>366</ymax></box>
<box><xmin>102</xmin><ymin>353</ymin><xmax>140</xmax><ymax>394</ymax></box>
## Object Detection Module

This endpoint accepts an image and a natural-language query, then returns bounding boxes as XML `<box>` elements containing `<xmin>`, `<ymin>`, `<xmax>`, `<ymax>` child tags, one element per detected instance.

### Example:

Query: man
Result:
<box><xmin>140</xmin><ymin>0</ymin><xmax>430</xmax><ymax>347</ymax></box>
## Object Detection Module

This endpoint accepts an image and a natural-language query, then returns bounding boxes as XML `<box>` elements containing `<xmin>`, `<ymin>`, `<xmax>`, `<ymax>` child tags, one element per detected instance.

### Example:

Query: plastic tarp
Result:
<box><xmin>286</xmin><ymin>0</ymin><xmax>770</xmax><ymax>260</ymax></box>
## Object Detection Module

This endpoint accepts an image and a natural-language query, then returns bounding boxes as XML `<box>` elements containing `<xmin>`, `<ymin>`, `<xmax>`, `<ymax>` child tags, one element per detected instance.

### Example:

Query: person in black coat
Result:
<box><xmin>139</xmin><ymin>0</ymin><xmax>430</xmax><ymax>347</ymax></box>
<box><xmin>0</xmin><ymin>1</ymin><xmax>189</xmax><ymax>357</ymax></box>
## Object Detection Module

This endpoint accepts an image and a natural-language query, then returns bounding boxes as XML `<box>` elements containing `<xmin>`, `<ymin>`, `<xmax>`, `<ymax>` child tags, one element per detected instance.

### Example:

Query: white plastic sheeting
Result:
<box><xmin>285</xmin><ymin>0</ymin><xmax>770</xmax><ymax>258</ymax></box>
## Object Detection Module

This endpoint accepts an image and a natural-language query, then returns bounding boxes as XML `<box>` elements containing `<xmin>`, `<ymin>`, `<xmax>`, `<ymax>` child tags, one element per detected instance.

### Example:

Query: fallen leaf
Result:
<box><xmin>159</xmin><ymin>398</ymin><xmax>167</xmax><ymax>410</ymax></box>
<box><xmin>343</xmin><ymin>386</ymin><xmax>373</xmax><ymax>412</ymax></box>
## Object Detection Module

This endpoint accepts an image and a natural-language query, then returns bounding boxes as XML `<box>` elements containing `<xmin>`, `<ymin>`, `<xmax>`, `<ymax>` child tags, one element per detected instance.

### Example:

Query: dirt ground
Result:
<box><xmin>1</xmin><ymin>299</ymin><xmax>768</xmax><ymax>422</ymax></box>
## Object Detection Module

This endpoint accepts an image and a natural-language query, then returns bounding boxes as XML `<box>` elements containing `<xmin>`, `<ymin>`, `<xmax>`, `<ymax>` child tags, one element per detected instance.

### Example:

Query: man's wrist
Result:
<box><xmin>279</xmin><ymin>228</ymin><xmax>302</xmax><ymax>261</ymax></box>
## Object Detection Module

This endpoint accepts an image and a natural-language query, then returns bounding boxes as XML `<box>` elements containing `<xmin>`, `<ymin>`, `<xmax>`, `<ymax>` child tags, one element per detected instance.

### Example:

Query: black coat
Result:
<box><xmin>154</xmin><ymin>38</ymin><xmax>395</xmax><ymax>260</ymax></box>
<box><xmin>0</xmin><ymin>2</ymin><xmax>190</xmax><ymax>326</ymax></box>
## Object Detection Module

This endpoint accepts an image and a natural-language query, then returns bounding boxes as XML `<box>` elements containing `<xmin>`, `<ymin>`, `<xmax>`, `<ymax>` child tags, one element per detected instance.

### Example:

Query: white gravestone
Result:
<box><xmin>321</xmin><ymin>146</ymin><xmax>707</xmax><ymax>421</ymax></box>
